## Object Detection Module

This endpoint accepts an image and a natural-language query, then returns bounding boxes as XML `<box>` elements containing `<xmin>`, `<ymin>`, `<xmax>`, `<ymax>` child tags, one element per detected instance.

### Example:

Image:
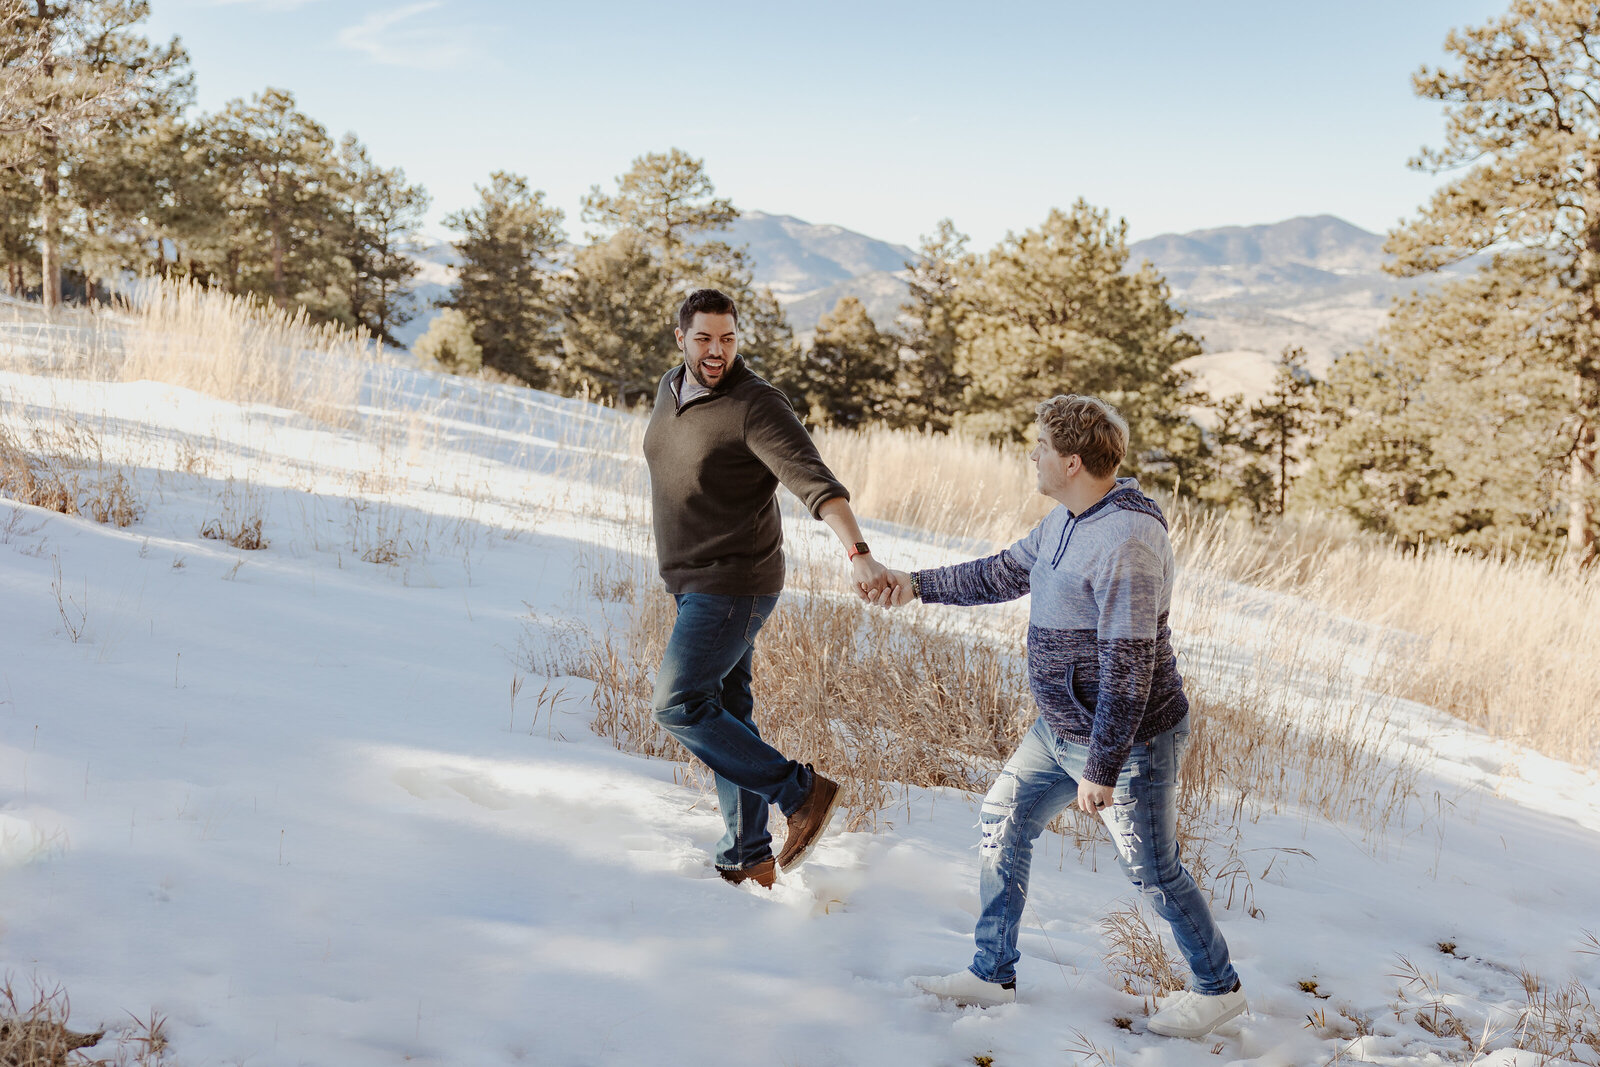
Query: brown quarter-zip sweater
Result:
<box><xmin>643</xmin><ymin>357</ymin><xmax>849</xmax><ymax>595</ymax></box>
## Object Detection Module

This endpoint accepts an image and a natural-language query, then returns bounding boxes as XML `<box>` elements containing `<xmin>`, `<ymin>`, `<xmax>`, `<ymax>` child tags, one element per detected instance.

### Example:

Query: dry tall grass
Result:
<box><xmin>544</xmin><ymin>561</ymin><xmax>1032</xmax><ymax>831</ymax></box>
<box><xmin>0</xmin><ymin>279</ymin><xmax>378</xmax><ymax>425</ymax></box>
<box><xmin>545</xmin><ymin>538</ymin><xmax>1422</xmax><ymax>876</ymax></box>
<box><xmin>820</xmin><ymin>423</ymin><xmax>1599</xmax><ymax>767</ymax></box>
<box><xmin>0</xmin><ymin>412</ymin><xmax>139</xmax><ymax>527</ymax></box>
<box><xmin>811</xmin><ymin>424</ymin><xmax>1050</xmax><ymax>549</ymax></box>
<box><xmin>0</xmin><ymin>977</ymin><xmax>170</xmax><ymax>1067</ymax></box>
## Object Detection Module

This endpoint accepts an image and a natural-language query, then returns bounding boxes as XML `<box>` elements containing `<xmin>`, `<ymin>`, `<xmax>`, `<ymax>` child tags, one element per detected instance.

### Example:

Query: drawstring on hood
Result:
<box><xmin>1050</xmin><ymin>478</ymin><xmax>1167</xmax><ymax>568</ymax></box>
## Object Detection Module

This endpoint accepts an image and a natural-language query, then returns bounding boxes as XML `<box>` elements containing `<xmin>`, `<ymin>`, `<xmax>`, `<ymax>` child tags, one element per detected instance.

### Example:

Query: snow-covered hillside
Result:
<box><xmin>1</xmin><ymin>341</ymin><xmax>1598</xmax><ymax>1066</ymax></box>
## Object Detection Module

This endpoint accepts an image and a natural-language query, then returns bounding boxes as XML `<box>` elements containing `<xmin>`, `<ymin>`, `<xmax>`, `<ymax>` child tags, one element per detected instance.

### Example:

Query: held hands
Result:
<box><xmin>864</xmin><ymin>568</ymin><xmax>916</xmax><ymax>609</ymax></box>
<box><xmin>851</xmin><ymin>552</ymin><xmax>893</xmax><ymax>601</ymax></box>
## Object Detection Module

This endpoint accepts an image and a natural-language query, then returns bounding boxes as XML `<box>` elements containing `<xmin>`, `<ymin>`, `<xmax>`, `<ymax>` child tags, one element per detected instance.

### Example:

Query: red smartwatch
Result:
<box><xmin>847</xmin><ymin>541</ymin><xmax>871</xmax><ymax>561</ymax></box>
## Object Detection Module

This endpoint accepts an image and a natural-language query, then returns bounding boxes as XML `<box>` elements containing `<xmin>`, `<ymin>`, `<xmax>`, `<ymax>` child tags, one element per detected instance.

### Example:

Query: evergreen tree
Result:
<box><xmin>738</xmin><ymin>284</ymin><xmax>807</xmax><ymax>405</ymax></box>
<box><xmin>442</xmin><ymin>170</ymin><xmax>565</xmax><ymax>386</ymax></box>
<box><xmin>1303</xmin><ymin>258</ymin><xmax>1570</xmax><ymax>552</ymax></box>
<box><xmin>575</xmin><ymin>149</ymin><xmax>797</xmax><ymax>402</ymax></box>
<box><xmin>557</xmin><ymin>230</ymin><xmax>677</xmax><ymax>406</ymax></box>
<box><xmin>894</xmin><ymin>219</ymin><xmax>969</xmax><ymax>431</ymax></box>
<box><xmin>413</xmin><ymin>307</ymin><xmax>481</xmax><ymax>375</ymax></box>
<box><xmin>797</xmin><ymin>295</ymin><xmax>897</xmax><ymax>428</ymax></box>
<box><xmin>66</xmin><ymin>12</ymin><xmax>193</xmax><ymax>296</ymax></box>
<box><xmin>204</xmin><ymin>88</ymin><xmax>343</xmax><ymax>314</ymax></box>
<box><xmin>1</xmin><ymin>0</ymin><xmax>185</xmax><ymax>307</ymax></box>
<box><xmin>1195</xmin><ymin>394</ymin><xmax>1268</xmax><ymax>511</ymax></box>
<box><xmin>333</xmin><ymin>135</ymin><xmax>427</xmax><ymax>347</ymax></box>
<box><xmin>581</xmin><ymin>147</ymin><xmax>736</xmax><ymax>263</ymax></box>
<box><xmin>1387</xmin><ymin>0</ymin><xmax>1600</xmax><ymax>566</ymax></box>
<box><xmin>954</xmin><ymin>199</ymin><xmax>1202</xmax><ymax>485</ymax></box>
<box><xmin>0</xmin><ymin>156</ymin><xmax>38</xmax><ymax>295</ymax></box>
<box><xmin>1245</xmin><ymin>346</ymin><xmax>1314</xmax><ymax>515</ymax></box>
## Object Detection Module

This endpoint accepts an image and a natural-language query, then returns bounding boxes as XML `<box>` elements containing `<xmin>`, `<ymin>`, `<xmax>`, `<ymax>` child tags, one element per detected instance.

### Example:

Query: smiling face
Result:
<box><xmin>676</xmin><ymin>311</ymin><xmax>738</xmax><ymax>389</ymax></box>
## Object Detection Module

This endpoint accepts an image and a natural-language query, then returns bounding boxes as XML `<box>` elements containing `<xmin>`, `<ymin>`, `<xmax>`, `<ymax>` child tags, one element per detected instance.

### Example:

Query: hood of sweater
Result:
<box><xmin>1045</xmin><ymin>477</ymin><xmax>1166</xmax><ymax>569</ymax></box>
<box><xmin>1074</xmin><ymin>477</ymin><xmax>1168</xmax><ymax>530</ymax></box>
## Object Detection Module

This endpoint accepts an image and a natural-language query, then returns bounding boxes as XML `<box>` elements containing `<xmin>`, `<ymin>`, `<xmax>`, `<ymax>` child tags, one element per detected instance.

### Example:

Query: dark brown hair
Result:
<box><xmin>677</xmin><ymin>289</ymin><xmax>739</xmax><ymax>334</ymax></box>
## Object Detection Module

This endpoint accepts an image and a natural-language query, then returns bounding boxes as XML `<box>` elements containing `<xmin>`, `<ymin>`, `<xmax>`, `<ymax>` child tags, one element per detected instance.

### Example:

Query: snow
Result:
<box><xmin>2</xmin><ymin>359</ymin><xmax>1598</xmax><ymax>1066</ymax></box>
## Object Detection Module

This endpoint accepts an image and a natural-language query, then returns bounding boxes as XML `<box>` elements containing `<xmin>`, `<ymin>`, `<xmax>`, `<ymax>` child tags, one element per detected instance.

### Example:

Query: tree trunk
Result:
<box><xmin>270</xmin><ymin>224</ymin><xmax>287</xmax><ymax>310</ymax></box>
<box><xmin>40</xmin><ymin>166</ymin><xmax>59</xmax><ymax>309</ymax></box>
<box><xmin>1574</xmin><ymin>168</ymin><xmax>1600</xmax><ymax>569</ymax></box>
<box><xmin>35</xmin><ymin>0</ymin><xmax>59</xmax><ymax>310</ymax></box>
<box><xmin>1571</xmin><ymin>370</ymin><xmax>1598</xmax><ymax>568</ymax></box>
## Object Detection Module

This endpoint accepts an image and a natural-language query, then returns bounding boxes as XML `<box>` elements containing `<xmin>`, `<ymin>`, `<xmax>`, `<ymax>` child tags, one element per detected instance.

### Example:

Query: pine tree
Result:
<box><xmin>894</xmin><ymin>219</ymin><xmax>968</xmax><ymax>431</ymax></box>
<box><xmin>204</xmin><ymin>88</ymin><xmax>343</xmax><ymax>314</ymax></box>
<box><xmin>581</xmin><ymin>147</ymin><xmax>736</xmax><ymax>263</ymax></box>
<box><xmin>1</xmin><ymin>0</ymin><xmax>185</xmax><ymax>307</ymax></box>
<box><xmin>442</xmin><ymin>170</ymin><xmax>565</xmax><ymax>386</ymax></box>
<box><xmin>333</xmin><ymin>135</ymin><xmax>427</xmax><ymax>347</ymax></box>
<box><xmin>954</xmin><ymin>199</ymin><xmax>1202</xmax><ymax>484</ymax></box>
<box><xmin>0</xmin><ymin>155</ymin><xmax>38</xmax><ymax>294</ymax></box>
<box><xmin>1245</xmin><ymin>346</ymin><xmax>1314</xmax><ymax>515</ymax></box>
<box><xmin>1387</xmin><ymin>0</ymin><xmax>1600</xmax><ymax>566</ymax></box>
<box><xmin>800</xmin><ymin>296</ymin><xmax>898</xmax><ymax>429</ymax></box>
<box><xmin>1195</xmin><ymin>394</ymin><xmax>1264</xmax><ymax>511</ymax></box>
<box><xmin>574</xmin><ymin>149</ymin><xmax>796</xmax><ymax>402</ymax></box>
<box><xmin>557</xmin><ymin>230</ymin><xmax>677</xmax><ymax>406</ymax></box>
<box><xmin>1303</xmin><ymin>257</ymin><xmax>1570</xmax><ymax>552</ymax></box>
<box><xmin>738</xmin><ymin>284</ymin><xmax>807</xmax><ymax>406</ymax></box>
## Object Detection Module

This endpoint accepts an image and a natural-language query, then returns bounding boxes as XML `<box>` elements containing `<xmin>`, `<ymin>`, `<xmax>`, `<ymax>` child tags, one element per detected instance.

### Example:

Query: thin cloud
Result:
<box><xmin>205</xmin><ymin>0</ymin><xmax>326</xmax><ymax>8</ymax></box>
<box><xmin>337</xmin><ymin>2</ymin><xmax>470</xmax><ymax>71</ymax></box>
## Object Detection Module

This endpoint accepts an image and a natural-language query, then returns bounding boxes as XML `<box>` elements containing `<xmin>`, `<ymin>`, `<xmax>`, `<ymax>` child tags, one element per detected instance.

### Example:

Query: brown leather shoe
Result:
<box><xmin>717</xmin><ymin>859</ymin><xmax>776</xmax><ymax>889</ymax></box>
<box><xmin>777</xmin><ymin>767</ymin><xmax>841</xmax><ymax>871</ymax></box>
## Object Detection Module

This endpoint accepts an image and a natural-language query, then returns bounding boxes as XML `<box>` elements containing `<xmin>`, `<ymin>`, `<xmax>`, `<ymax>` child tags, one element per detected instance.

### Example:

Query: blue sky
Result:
<box><xmin>144</xmin><ymin>0</ymin><xmax>1510</xmax><ymax>251</ymax></box>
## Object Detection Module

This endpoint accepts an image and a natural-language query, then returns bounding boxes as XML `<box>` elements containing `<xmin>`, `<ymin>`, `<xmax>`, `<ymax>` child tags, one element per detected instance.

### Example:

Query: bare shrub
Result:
<box><xmin>558</xmin><ymin>564</ymin><xmax>1031</xmax><ymax>829</ymax></box>
<box><xmin>0</xmin><ymin>417</ymin><xmax>140</xmax><ymax>528</ymax></box>
<box><xmin>0</xmin><ymin>981</ymin><xmax>101</xmax><ymax>1066</ymax></box>
<box><xmin>1100</xmin><ymin>903</ymin><xmax>1186</xmax><ymax>1014</ymax></box>
<box><xmin>1515</xmin><ymin>970</ymin><xmax>1600</xmax><ymax>1065</ymax></box>
<box><xmin>199</xmin><ymin>478</ymin><xmax>268</xmax><ymax>551</ymax></box>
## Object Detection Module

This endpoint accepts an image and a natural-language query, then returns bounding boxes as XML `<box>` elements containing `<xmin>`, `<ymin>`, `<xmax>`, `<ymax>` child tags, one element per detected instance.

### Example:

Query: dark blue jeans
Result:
<box><xmin>651</xmin><ymin>593</ymin><xmax>810</xmax><ymax>871</ymax></box>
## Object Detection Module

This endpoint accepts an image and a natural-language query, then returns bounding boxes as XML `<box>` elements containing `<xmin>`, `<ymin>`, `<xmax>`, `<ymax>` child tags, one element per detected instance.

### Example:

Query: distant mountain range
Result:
<box><xmin>397</xmin><ymin>211</ymin><xmax>1443</xmax><ymax>401</ymax></box>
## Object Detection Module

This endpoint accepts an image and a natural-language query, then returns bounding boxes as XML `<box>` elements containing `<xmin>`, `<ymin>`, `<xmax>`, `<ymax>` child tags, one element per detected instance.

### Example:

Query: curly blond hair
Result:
<box><xmin>1035</xmin><ymin>395</ymin><xmax>1128</xmax><ymax>478</ymax></box>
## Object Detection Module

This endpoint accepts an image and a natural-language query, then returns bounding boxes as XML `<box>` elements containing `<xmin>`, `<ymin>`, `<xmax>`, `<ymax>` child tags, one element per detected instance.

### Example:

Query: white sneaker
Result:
<box><xmin>910</xmin><ymin>969</ymin><xmax>1016</xmax><ymax>1007</ymax></box>
<box><xmin>1146</xmin><ymin>985</ymin><xmax>1248</xmax><ymax>1038</ymax></box>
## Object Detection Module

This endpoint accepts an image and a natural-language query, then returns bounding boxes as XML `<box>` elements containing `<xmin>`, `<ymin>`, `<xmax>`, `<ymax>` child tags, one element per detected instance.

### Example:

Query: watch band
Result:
<box><xmin>848</xmin><ymin>541</ymin><xmax>871</xmax><ymax>561</ymax></box>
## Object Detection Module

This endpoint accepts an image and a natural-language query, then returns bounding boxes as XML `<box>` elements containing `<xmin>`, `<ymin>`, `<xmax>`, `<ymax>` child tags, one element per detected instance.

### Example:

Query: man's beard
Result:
<box><xmin>688</xmin><ymin>357</ymin><xmax>732</xmax><ymax>390</ymax></box>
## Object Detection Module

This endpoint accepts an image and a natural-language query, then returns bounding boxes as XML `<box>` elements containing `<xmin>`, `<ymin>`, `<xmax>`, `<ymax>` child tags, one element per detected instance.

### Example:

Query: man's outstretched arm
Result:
<box><xmin>818</xmin><ymin>496</ymin><xmax>892</xmax><ymax>599</ymax></box>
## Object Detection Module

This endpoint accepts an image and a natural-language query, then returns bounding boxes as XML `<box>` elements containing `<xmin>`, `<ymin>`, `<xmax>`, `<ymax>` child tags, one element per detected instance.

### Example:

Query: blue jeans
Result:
<box><xmin>651</xmin><ymin>593</ymin><xmax>810</xmax><ymax>871</ymax></box>
<box><xmin>971</xmin><ymin>715</ymin><xmax>1238</xmax><ymax>994</ymax></box>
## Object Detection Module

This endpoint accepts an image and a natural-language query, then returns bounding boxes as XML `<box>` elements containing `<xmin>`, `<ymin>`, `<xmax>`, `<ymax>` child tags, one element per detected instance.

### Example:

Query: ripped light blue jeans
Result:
<box><xmin>970</xmin><ymin>714</ymin><xmax>1238</xmax><ymax>994</ymax></box>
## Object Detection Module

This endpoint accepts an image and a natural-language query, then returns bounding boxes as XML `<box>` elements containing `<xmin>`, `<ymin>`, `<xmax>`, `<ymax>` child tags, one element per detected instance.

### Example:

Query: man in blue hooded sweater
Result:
<box><xmin>879</xmin><ymin>394</ymin><xmax>1246</xmax><ymax>1039</ymax></box>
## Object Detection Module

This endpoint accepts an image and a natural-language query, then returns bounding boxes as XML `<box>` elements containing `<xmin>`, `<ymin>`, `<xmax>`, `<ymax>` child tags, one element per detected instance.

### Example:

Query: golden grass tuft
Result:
<box><xmin>0</xmin><ymin>414</ymin><xmax>140</xmax><ymax>528</ymax></box>
<box><xmin>1100</xmin><ymin>903</ymin><xmax>1187</xmax><ymax>1014</ymax></box>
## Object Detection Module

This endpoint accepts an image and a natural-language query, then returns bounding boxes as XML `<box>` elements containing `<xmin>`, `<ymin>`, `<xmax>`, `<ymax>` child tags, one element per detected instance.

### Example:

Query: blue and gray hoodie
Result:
<box><xmin>913</xmin><ymin>478</ymin><xmax>1189</xmax><ymax>786</ymax></box>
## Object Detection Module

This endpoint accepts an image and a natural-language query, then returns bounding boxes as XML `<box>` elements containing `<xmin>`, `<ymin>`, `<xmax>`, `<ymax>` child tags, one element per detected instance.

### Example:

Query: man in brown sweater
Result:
<box><xmin>643</xmin><ymin>288</ymin><xmax>890</xmax><ymax>889</ymax></box>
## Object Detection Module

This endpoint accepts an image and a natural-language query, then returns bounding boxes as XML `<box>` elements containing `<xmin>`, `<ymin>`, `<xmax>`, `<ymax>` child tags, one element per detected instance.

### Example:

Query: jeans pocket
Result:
<box><xmin>744</xmin><ymin>595</ymin><xmax>779</xmax><ymax>645</ymax></box>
